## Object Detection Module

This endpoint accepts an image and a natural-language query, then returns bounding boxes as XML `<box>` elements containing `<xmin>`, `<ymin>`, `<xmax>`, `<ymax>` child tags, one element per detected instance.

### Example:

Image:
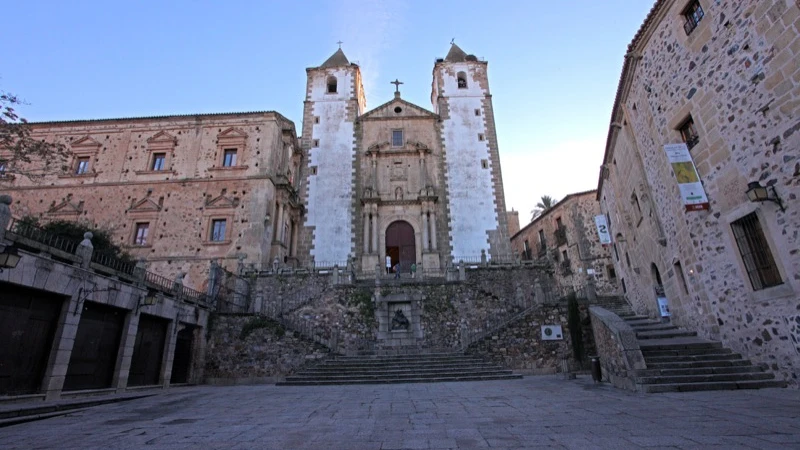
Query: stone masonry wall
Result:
<box><xmin>2</xmin><ymin>113</ymin><xmax>298</xmax><ymax>290</ymax></box>
<box><xmin>599</xmin><ymin>0</ymin><xmax>800</xmax><ymax>386</ymax></box>
<box><xmin>204</xmin><ymin>314</ymin><xmax>329</xmax><ymax>383</ymax></box>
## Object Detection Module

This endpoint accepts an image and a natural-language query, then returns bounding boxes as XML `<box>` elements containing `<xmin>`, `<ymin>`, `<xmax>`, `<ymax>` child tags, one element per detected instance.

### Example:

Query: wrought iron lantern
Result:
<box><xmin>0</xmin><ymin>245</ymin><xmax>21</xmax><ymax>272</ymax></box>
<box><xmin>746</xmin><ymin>181</ymin><xmax>786</xmax><ymax>212</ymax></box>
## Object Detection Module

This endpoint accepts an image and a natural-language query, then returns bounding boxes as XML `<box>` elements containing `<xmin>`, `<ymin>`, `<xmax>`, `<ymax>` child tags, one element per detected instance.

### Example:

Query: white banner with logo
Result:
<box><xmin>663</xmin><ymin>143</ymin><xmax>709</xmax><ymax>211</ymax></box>
<box><xmin>594</xmin><ymin>215</ymin><xmax>612</xmax><ymax>245</ymax></box>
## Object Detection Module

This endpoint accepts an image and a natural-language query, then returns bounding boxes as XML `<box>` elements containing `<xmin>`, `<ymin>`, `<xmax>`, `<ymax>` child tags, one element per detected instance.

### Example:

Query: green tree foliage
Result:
<box><xmin>20</xmin><ymin>216</ymin><xmax>131</xmax><ymax>261</ymax></box>
<box><xmin>1</xmin><ymin>92</ymin><xmax>71</xmax><ymax>183</ymax></box>
<box><xmin>531</xmin><ymin>195</ymin><xmax>558</xmax><ymax>221</ymax></box>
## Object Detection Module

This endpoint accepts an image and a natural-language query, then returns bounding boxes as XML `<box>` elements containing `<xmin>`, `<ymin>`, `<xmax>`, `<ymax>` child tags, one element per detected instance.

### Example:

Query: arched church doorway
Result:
<box><xmin>385</xmin><ymin>221</ymin><xmax>416</xmax><ymax>272</ymax></box>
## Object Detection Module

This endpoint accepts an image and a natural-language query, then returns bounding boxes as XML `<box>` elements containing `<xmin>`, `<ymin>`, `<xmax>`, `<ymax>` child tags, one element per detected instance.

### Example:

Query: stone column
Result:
<box><xmin>421</xmin><ymin>208</ymin><xmax>429</xmax><ymax>251</ymax></box>
<box><xmin>371</xmin><ymin>206</ymin><xmax>379</xmax><ymax>254</ymax></box>
<box><xmin>276</xmin><ymin>202</ymin><xmax>285</xmax><ymax>243</ymax></box>
<box><xmin>363</xmin><ymin>211</ymin><xmax>370</xmax><ymax>253</ymax></box>
<box><xmin>112</xmin><ymin>302</ymin><xmax>141</xmax><ymax>392</ymax></box>
<box><xmin>41</xmin><ymin>285</ymin><xmax>85</xmax><ymax>400</ymax></box>
<box><xmin>0</xmin><ymin>194</ymin><xmax>11</xmax><ymax>242</ymax></box>
<box><xmin>430</xmin><ymin>211</ymin><xmax>438</xmax><ymax>251</ymax></box>
<box><xmin>291</xmin><ymin>220</ymin><xmax>299</xmax><ymax>257</ymax></box>
<box><xmin>160</xmin><ymin>315</ymin><xmax>179</xmax><ymax>388</ymax></box>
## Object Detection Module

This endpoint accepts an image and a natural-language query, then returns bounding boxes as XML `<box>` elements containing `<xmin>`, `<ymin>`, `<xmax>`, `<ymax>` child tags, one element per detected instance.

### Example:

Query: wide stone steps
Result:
<box><xmin>642</xmin><ymin>380</ymin><xmax>786</xmax><ymax>393</ymax></box>
<box><xmin>618</xmin><ymin>314</ymin><xmax>785</xmax><ymax>393</ymax></box>
<box><xmin>277</xmin><ymin>352</ymin><xmax>521</xmax><ymax>386</ymax></box>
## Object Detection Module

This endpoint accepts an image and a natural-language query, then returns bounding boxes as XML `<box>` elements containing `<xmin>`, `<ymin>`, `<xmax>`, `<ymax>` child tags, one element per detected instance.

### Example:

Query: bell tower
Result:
<box><xmin>296</xmin><ymin>48</ymin><xmax>366</xmax><ymax>266</ymax></box>
<box><xmin>432</xmin><ymin>43</ymin><xmax>511</xmax><ymax>260</ymax></box>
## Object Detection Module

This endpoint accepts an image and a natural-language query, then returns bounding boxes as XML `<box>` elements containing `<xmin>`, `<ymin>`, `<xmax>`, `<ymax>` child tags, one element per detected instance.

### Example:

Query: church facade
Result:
<box><xmin>297</xmin><ymin>44</ymin><xmax>511</xmax><ymax>273</ymax></box>
<box><xmin>1</xmin><ymin>44</ymin><xmax>511</xmax><ymax>287</ymax></box>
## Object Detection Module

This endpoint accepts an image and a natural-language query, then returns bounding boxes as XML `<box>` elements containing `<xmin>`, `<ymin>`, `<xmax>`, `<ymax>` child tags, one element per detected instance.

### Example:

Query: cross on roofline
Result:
<box><xmin>337</xmin><ymin>40</ymin><xmax>343</xmax><ymax>48</ymax></box>
<box><xmin>390</xmin><ymin>79</ymin><xmax>403</xmax><ymax>93</ymax></box>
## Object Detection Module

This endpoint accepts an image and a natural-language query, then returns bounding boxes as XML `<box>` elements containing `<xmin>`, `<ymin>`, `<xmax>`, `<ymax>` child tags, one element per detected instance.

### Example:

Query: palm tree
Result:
<box><xmin>531</xmin><ymin>195</ymin><xmax>557</xmax><ymax>221</ymax></box>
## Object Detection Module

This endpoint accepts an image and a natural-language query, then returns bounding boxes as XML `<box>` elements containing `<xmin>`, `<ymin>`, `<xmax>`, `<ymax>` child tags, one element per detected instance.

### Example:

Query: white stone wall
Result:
<box><xmin>438</xmin><ymin>63</ymin><xmax>497</xmax><ymax>259</ymax></box>
<box><xmin>305</xmin><ymin>67</ymin><xmax>356</xmax><ymax>264</ymax></box>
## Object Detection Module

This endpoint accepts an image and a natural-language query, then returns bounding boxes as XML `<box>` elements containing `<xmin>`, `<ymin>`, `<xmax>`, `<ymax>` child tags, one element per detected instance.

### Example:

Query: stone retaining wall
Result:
<box><xmin>204</xmin><ymin>314</ymin><xmax>329</xmax><ymax>383</ymax></box>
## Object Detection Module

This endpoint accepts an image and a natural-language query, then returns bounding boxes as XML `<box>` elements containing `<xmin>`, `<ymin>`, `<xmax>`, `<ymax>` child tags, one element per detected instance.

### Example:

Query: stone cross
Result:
<box><xmin>390</xmin><ymin>79</ymin><xmax>403</xmax><ymax>93</ymax></box>
<box><xmin>336</xmin><ymin>40</ymin><xmax>343</xmax><ymax>49</ymax></box>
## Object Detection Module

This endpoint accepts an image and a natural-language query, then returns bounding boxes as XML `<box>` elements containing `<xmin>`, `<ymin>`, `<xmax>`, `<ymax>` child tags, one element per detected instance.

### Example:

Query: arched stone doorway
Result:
<box><xmin>385</xmin><ymin>221</ymin><xmax>416</xmax><ymax>272</ymax></box>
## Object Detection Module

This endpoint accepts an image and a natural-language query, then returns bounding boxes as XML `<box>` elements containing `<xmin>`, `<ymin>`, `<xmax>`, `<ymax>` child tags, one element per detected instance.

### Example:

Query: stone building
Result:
<box><xmin>297</xmin><ymin>44</ymin><xmax>512</xmax><ymax>273</ymax></box>
<box><xmin>597</xmin><ymin>0</ymin><xmax>800</xmax><ymax>385</ymax></box>
<box><xmin>510</xmin><ymin>190</ymin><xmax>619</xmax><ymax>296</ymax></box>
<box><xmin>1</xmin><ymin>112</ymin><xmax>302</xmax><ymax>289</ymax></box>
<box><xmin>506</xmin><ymin>209</ymin><xmax>521</xmax><ymax>238</ymax></box>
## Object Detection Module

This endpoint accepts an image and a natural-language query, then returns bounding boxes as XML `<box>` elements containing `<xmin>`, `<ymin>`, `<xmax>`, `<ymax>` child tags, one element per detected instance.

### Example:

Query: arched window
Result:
<box><xmin>457</xmin><ymin>71</ymin><xmax>467</xmax><ymax>89</ymax></box>
<box><xmin>327</xmin><ymin>76</ymin><xmax>337</xmax><ymax>94</ymax></box>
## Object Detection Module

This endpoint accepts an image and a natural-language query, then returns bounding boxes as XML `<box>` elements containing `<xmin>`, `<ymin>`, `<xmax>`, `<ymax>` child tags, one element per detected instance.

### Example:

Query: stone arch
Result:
<box><xmin>457</xmin><ymin>71</ymin><xmax>468</xmax><ymax>89</ymax></box>
<box><xmin>384</xmin><ymin>220</ymin><xmax>416</xmax><ymax>273</ymax></box>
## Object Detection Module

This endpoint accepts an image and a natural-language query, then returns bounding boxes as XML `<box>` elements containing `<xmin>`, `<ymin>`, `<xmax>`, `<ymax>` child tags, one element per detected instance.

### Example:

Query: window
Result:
<box><xmin>134</xmin><ymin>222</ymin><xmax>150</xmax><ymax>246</ymax></box>
<box><xmin>682</xmin><ymin>0</ymin><xmax>704</xmax><ymax>35</ymax></box>
<box><xmin>538</xmin><ymin>229</ymin><xmax>545</xmax><ymax>243</ymax></box>
<box><xmin>210</xmin><ymin>219</ymin><xmax>227</xmax><ymax>242</ymax></box>
<box><xmin>607</xmin><ymin>265</ymin><xmax>617</xmax><ymax>280</ymax></box>
<box><xmin>327</xmin><ymin>76</ymin><xmax>337</xmax><ymax>94</ymax></box>
<box><xmin>75</xmin><ymin>157</ymin><xmax>90</xmax><ymax>174</ymax></box>
<box><xmin>457</xmin><ymin>71</ymin><xmax>467</xmax><ymax>89</ymax></box>
<box><xmin>678</xmin><ymin>116</ymin><xmax>700</xmax><ymax>149</ymax></box>
<box><xmin>392</xmin><ymin>130</ymin><xmax>403</xmax><ymax>147</ymax></box>
<box><xmin>223</xmin><ymin>149</ymin><xmax>237</xmax><ymax>167</ymax></box>
<box><xmin>523</xmin><ymin>240</ymin><xmax>531</xmax><ymax>260</ymax></box>
<box><xmin>474</xmin><ymin>109</ymin><xmax>481</xmax><ymax>116</ymax></box>
<box><xmin>0</xmin><ymin>160</ymin><xmax>6</xmax><ymax>176</ymax></box>
<box><xmin>151</xmin><ymin>153</ymin><xmax>166</xmax><ymax>171</ymax></box>
<box><xmin>478</xmin><ymin>134</ymin><xmax>484</xmax><ymax>141</ymax></box>
<box><xmin>731</xmin><ymin>212</ymin><xmax>782</xmax><ymax>290</ymax></box>
<box><xmin>621</xmin><ymin>278</ymin><xmax>627</xmax><ymax>294</ymax></box>
<box><xmin>562</xmin><ymin>250</ymin><xmax>569</xmax><ymax>263</ymax></box>
<box><xmin>481</xmin><ymin>159</ymin><xmax>488</xmax><ymax>169</ymax></box>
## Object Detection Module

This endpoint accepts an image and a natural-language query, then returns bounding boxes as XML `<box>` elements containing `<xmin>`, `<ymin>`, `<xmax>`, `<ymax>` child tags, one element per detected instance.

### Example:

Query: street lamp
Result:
<box><xmin>0</xmin><ymin>245</ymin><xmax>21</xmax><ymax>273</ymax></box>
<box><xmin>746</xmin><ymin>181</ymin><xmax>786</xmax><ymax>212</ymax></box>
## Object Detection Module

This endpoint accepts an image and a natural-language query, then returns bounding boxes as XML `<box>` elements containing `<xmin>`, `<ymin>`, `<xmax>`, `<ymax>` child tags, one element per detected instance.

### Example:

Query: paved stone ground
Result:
<box><xmin>1</xmin><ymin>376</ymin><xmax>798</xmax><ymax>449</ymax></box>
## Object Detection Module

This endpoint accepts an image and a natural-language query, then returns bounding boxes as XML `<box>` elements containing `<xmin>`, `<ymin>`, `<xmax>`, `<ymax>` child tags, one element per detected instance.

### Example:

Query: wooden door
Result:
<box><xmin>0</xmin><ymin>283</ymin><xmax>64</xmax><ymax>395</ymax></box>
<box><xmin>128</xmin><ymin>314</ymin><xmax>168</xmax><ymax>387</ymax></box>
<box><xmin>170</xmin><ymin>327</ymin><xmax>194</xmax><ymax>384</ymax></box>
<box><xmin>385</xmin><ymin>221</ymin><xmax>416</xmax><ymax>272</ymax></box>
<box><xmin>63</xmin><ymin>301</ymin><xmax>125</xmax><ymax>391</ymax></box>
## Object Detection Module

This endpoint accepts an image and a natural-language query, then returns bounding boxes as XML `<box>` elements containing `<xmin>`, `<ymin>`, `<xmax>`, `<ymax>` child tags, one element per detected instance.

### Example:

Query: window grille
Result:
<box><xmin>731</xmin><ymin>213</ymin><xmax>782</xmax><ymax>290</ymax></box>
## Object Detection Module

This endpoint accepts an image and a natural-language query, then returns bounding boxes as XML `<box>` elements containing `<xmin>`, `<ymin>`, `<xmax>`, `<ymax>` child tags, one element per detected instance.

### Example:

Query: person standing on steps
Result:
<box><xmin>394</xmin><ymin>263</ymin><xmax>401</xmax><ymax>279</ymax></box>
<box><xmin>385</xmin><ymin>255</ymin><xmax>392</xmax><ymax>275</ymax></box>
<box><xmin>410</xmin><ymin>263</ymin><xmax>417</xmax><ymax>279</ymax></box>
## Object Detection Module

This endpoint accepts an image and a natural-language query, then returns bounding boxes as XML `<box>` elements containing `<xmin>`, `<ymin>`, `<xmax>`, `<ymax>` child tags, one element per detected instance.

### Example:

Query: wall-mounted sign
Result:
<box><xmin>594</xmin><ymin>215</ymin><xmax>612</xmax><ymax>244</ymax></box>
<box><xmin>664</xmin><ymin>143</ymin><xmax>709</xmax><ymax>211</ymax></box>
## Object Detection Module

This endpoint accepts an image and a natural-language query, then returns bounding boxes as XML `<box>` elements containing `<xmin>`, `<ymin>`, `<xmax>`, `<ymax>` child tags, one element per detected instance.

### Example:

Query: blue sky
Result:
<box><xmin>3</xmin><ymin>0</ymin><xmax>654</xmax><ymax>223</ymax></box>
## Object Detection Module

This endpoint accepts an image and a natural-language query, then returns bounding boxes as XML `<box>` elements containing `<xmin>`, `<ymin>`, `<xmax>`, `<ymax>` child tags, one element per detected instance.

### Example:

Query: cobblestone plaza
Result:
<box><xmin>1</xmin><ymin>377</ymin><xmax>798</xmax><ymax>449</ymax></box>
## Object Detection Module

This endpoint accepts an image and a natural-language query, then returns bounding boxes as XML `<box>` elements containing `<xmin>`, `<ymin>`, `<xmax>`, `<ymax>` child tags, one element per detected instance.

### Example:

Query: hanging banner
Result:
<box><xmin>663</xmin><ymin>143</ymin><xmax>709</xmax><ymax>211</ymax></box>
<box><xmin>594</xmin><ymin>215</ymin><xmax>612</xmax><ymax>245</ymax></box>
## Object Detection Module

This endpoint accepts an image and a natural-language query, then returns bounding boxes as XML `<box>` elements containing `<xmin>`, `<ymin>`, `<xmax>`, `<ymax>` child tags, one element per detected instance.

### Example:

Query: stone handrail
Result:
<box><xmin>588</xmin><ymin>306</ymin><xmax>646</xmax><ymax>391</ymax></box>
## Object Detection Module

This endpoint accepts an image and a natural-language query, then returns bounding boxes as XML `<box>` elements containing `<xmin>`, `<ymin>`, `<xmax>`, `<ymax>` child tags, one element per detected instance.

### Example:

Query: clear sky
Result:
<box><xmin>3</xmin><ymin>0</ymin><xmax>654</xmax><ymax>225</ymax></box>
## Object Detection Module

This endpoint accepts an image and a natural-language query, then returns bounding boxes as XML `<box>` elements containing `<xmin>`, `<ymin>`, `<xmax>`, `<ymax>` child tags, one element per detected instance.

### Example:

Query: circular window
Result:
<box><xmin>394</xmin><ymin>106</ymin><xmax>402</xmax><ymax>114</ymax></box>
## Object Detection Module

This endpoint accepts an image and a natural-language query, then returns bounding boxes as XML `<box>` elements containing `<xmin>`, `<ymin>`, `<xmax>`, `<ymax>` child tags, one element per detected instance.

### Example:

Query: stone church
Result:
<box><xmin>298</xmin><ymin>44</ymin><xmax>511</xmax><ymax>273</ymax></box>
<box><xmin>1</xmin><ymin>44</ymin><xmax>511</xmax><ymax>288</ymax></box>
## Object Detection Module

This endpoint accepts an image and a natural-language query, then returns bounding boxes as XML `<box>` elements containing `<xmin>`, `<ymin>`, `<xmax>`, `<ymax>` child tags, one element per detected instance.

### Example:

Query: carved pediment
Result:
<box><xmin>147</xmin><ymin>131</ymin><xmax>178</xmax><ymax>146</ymax></box>
<box><xmin>217</xmin><ymin>127</ymin><xmax>248</xmax><ymax>140</ymax></box>
<box><xmin>71</xmin><ymin>136</ymin><xmax>101</xmax><ymax>149</ymax></box>
<box><xmin>48</xmin><ymin>196</ymin><xmax>84</xmax><ymax>216</ymax></box>
<box><xmin>360</xmin><ymin>98</ymin><xmax>437</xmax><ymax>120</ymax></box>
<box><xmin>127</xmin><ymin>195</ymin><xmax>162</xmax><ymax>213</ymax></box>
<box><xmin>205</xmin><ymin>190</ymin><xmax>239</xmax><ymax>209</ymax></box>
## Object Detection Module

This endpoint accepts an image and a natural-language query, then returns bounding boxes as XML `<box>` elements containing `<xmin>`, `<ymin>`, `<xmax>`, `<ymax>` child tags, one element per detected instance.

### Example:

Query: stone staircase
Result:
<box><xmin>615</xmin><ymin>311</ymin><xmax>785</xmax><ymax>393</ymax></box>
<box><xmin>276</xmin><ymin>352</ymin><xmax>522</xmax><ymax>386</ymax></box>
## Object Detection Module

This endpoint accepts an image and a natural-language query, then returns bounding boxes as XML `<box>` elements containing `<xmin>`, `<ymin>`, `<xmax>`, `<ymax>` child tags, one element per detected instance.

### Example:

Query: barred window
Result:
<box><xmin>134</xmin><ymin>222</ymin><xmax>149</xmax><ymax>246</ymax></box>
<box><xmin>392</xmin><ymin>130</ymin><xmax>403</xmax><ymax>147</ymax></box>
<box><xmin>682</xmin><ymin>0</ymin><xmax>704</xmax><ymax>35</ymax></box>
<box><xmin>731</xmin><ymin>213</ymin><xmax>782</xmax><ymax>291</ymax></box>
<box><xmin>211</xmin><ymin>219</ymin><xmax>227</xmax><ymax>242</ymax></box>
